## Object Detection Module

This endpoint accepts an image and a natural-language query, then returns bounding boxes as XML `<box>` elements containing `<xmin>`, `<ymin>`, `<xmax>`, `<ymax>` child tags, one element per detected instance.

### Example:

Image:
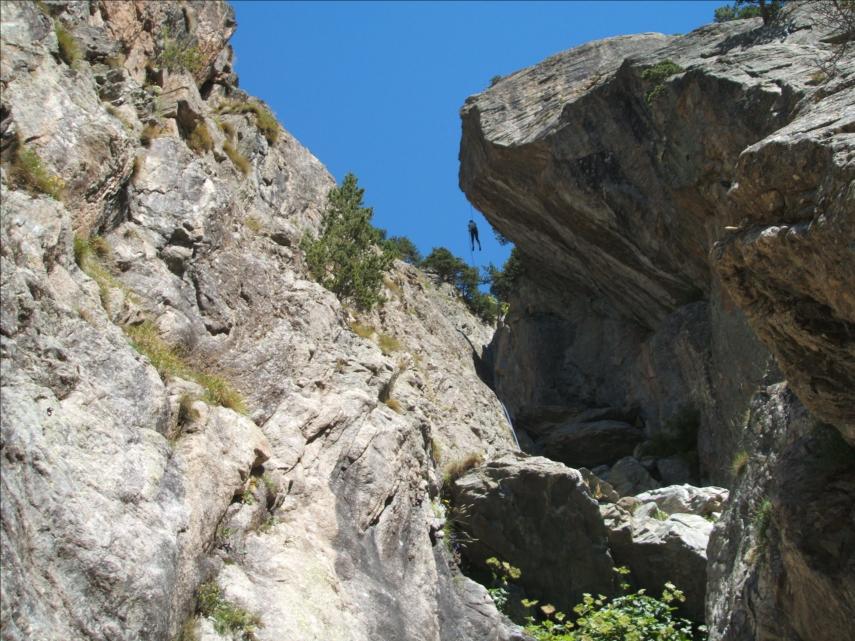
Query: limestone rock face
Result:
<box><xmin>465</xmin><ymin>4</ymin><xmax>853</xmax><ymax>480</ymax></box>
<box><xmin>461</xmin><ymin>4</ymin><xmax>854</xmax><ymax>639</ymax></box>
<box><xmin>706</xmin><ymin>384</ymin><xmax>855</xmax><ymax>641</ymax></box>
<box><xmin>1</xmin><ymin>3</ymin><xmax>519</xmax><ymax>640</ymax></box>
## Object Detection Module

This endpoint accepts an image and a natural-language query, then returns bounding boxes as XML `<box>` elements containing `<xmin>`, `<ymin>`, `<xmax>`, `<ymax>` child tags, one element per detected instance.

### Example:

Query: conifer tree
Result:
<box><xmin>303</xmin><ymin>173</ymin><xmax>394</xmax><ymax>310</ymax></box>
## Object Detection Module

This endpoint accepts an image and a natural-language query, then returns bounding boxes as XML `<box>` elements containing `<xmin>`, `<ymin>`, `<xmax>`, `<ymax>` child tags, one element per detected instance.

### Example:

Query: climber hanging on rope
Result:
<box><xmin>468</xmin><ymin>219</ymin><xmax>482</xmax><ymax>252</ymax></box>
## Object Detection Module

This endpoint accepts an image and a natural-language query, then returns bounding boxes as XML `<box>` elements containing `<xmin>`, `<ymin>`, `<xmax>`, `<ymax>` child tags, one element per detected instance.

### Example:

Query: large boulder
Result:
<box><xmin>601</xmin><ymin>504</ymin><xmax>712</xmax><ymax>623</ymax></box>
<box><xmin>451</xmin><ymin>453</ymin><xmax>616</xmax><ymax>612</ymax></box>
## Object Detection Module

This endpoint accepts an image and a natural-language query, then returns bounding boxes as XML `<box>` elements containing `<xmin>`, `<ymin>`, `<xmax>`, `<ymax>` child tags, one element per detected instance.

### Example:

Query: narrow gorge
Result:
<box><xmin>1</xmin><ymin>2</ymin><xmax>852</xmax><ymax>641</ymax></box>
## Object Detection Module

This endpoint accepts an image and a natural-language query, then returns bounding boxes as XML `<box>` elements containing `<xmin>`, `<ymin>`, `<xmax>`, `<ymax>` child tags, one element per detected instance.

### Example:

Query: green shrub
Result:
<box><xmin>9</xmin><ymin>143</ymin><xmax>65</xmax><ymax>200</ymax></box>
<box><xmin>54</xmin><ymin>23</ymin><xmax>81</xmax><ymax>66</ymax></box>
<box><xmin>486</xmin><ymin>247</ymin><xmax>525</xmax><ymax>302</ymax></box>
<box><xmin>387</xmin><ymin>235</ymin><xmax>422</xmax><ymax>264</ymax></box>
<box><xmin>159</xmin><ymin>27</ymin><xmax>203</xmax><ymax>74</ymax></box>
<box><xmin>714</xmin><ymin>1</ymin><xmax>783</xmax><ymax>24</ymax></box>
<box><xmin>224</xmin><ymin>140</ymin><xmax>251</xmax><ymax>176</ymax></box>
<box><xmin>486</xmin><ymin>557</ymin><xmax>521</xmax><ymax>613</ymax></box>
<box><xmin>217</xmin><ymin>98</ymin><xmax>280</xmax><ymax>144</ymax></box>
<box><xmin>641</xmin><ymin>60</ymin><xmax>684</xmax><ymax>104</ymax></box>
<box><xmin>196</xmin><ymin>581</ymin><xmax>261</xmax><ymax>640</ymax></box>
<box><xmin>302</xmin><ymin>173</ymin><xmax>394</xmax><ymax>310</ymax></box>
<box><xmin>421</xmin><ymin>247</ymin><xmax>498</xmax><ymax>323</ymax></box>
<box><xmin>520</xmin><ymin>568</ymin><xmax>699</xmax><ymax>641</ymax></box>
<box><xmin>186</xmin><ymin>121</ymin><xmax>213</xmax><ymax>154</ymax></box>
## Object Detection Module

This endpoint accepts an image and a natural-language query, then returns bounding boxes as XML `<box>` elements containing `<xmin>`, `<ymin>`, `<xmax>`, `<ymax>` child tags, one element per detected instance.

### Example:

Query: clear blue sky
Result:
<box><xmin>231</xmin><ymin>1</ymin><xmax>721</xmax><ymax>272</ymax></box>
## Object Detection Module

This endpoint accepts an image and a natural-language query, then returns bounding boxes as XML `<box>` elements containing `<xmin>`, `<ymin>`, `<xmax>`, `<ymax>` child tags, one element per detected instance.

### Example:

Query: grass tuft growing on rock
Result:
<box><xmin>731</xmin><ymin>450</ymin><xmax>749</xmax><ymax>477</ymax></box>
<box><xmin>753</xmin><ymin>498</ymin><xmax>773</xmax><ymax>544</ymax></box>
<box><xmin>442</xmin><ymin>452</ymin><xmax>484</xmax><ymax>487</ymax></box>
<box><xmin>159</xmin><ymin>27</ymin><xmax>203</xmax><ymax>74</ymax></box>
<box><xmin>349</xmin><ymin>321</ymin><xmax>375</xmax><ymax>339</ymax></box>
<box><xmin>124</xmin><ymin>320</ymin><xmax>247</xmax><ymax>414</ymax></box>
<box><xmin>216</xmin><ymin>98</ymin><xmax>279</xmax><ymax>144</ymax></box>
<box><xmin>73</xmin><ymin>234</ymin><xmax>125</xmax><ymax>311</ymax></box>
<box><xmin>377</xmin><ymin>332</ymin><xmax>402</xmax><ymax>355</ymax></box>
<box><xmin>54</xmin><ymin>23</ymin><xmax>81</xmax><ymax>66</ymax></box>
<box><xmin>384</xmin><ymin>398</ymin><xmax>404</xmax><ymax>413</ymax></box>
<box><xmin>186</xmin><ymin>121</ymin><xmax>213</xmax><ymax>155</ymax></box>
<box><xmin>197</xmin><ymin>581</ymin><xmax>261</xmax><ymax>641</ymax></box>
<box><xmin>224</xmin><ymin>141</ymin><xmax>251</xmax><ymax>176</ymax></box>
<box><xmin>9</xmin><ymin>143</ymin><xmax>65</xmax><ymax>200</ymax></box>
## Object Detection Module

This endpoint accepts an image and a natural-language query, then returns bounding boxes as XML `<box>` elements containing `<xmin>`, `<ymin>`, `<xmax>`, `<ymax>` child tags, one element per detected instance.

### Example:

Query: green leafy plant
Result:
<box><xmin>196</xmin><ymin>581</ymin><xmax>261</xmax><ymax>640</ymax></box>
<box><xmin>641</xmin><ymin>60</ymin><xmax>685</xmax><ymax>104</ymax></box>
<box><xmin>302</xmin><ymin>173</ymin><xmax>394</xmax><ymax>310</ymax></box>
<box><xmin>753</xmin><ymin>498</ymin><xmax>773</xmax><ymax>543</ymax></box>
<box><xmin>714</xmin><ymin>0</ymin><xmax>784</xmax><ymax>24</ymax></box>
<box><xmin>485</xmin><ymin>557</ymin><xmax>522</xmax><ymax>613</ymax></box>
<box><xmin>54</xmin><ymin>23</ymin><xmax>81</xmax><ymax>66</ymax></box>
<box><xmin>485</xmin><ymin>246</ymin><xmax>526</xmax><ymax>303</ymax></box>
<box><xmin>522</xmin><ymin>567</ymin><xmax>700</xmax><ymax>641</ymax></box>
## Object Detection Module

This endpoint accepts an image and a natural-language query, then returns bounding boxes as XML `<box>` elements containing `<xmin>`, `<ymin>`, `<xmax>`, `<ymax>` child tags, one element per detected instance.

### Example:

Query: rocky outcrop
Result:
<box><xmin>460</xmin><ymin>4</ymin><xmax>854</xmax><ymax>639</ymax></box>
<box><xmin>706</xmin><ymin>384</ymin><xmax>855</xmax><ymax>641</ymax></box>
<box><xmin>1</xmin><ymin>3</ymin><xmax>519</xmax><ymax>640</ymax></box>
<box><xmin>450</xmin><ymin>453</ymin><xmax>616</xmax><ymax>612</ymax></box>
<box><xmin>464</xmin><ymin>6</ymin><xmax>853</xmax><ymax>483</ymax></box>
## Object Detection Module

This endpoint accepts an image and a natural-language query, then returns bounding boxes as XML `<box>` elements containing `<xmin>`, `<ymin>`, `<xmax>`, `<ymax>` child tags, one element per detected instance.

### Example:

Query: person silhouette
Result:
<box><xmin>468</xmin><ymin>219</ymin><xmax>481</xmax><ymax>251</ymax></box>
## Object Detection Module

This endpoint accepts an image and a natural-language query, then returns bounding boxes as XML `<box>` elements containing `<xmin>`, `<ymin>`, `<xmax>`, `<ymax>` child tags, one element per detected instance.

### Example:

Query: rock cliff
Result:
<box><xmin>1</xmin><ymin>3</ymin><xmax>520</xmax><ymax>640</ymax></box>
<box><xmin>460</xmin><ymin>4</ymin><xmax>854</xmax><ymax>640</ymax></box>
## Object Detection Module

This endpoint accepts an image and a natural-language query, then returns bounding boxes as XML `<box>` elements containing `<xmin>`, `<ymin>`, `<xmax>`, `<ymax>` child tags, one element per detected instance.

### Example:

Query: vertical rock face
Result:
<box><xmin>460</xmin><ymin>4</ymin><xmax>854</xmax><ymax>640</ymax></box>
<box><xmin>1</xmin><ymin>2</ymin><xmax>519</xmax><ymax>640</ymax></box>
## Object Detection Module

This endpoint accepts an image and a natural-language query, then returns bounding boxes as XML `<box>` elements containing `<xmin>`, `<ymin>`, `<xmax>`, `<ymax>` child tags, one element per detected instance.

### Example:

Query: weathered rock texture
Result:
<box><xmin>461</xmin><ymin>4</ymin><xmax>854</xmax><ymax>640</ymax></box>
<box><xmin>1</xmin><ymin>3</ymin><xmax>519</xmax><ymax>640</ymax></box>
<box><xmin>465</xmin><ymin>6</ymin><xmax>854</xmax><ymax>482</ymax></box>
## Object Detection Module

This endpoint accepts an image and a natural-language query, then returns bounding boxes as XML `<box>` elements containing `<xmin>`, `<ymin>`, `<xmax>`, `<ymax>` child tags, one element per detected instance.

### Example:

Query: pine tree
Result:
<box><xmin>303</xmin><ymin>173</ymin><xmax>394</xmax><ymax>310</ymax></box>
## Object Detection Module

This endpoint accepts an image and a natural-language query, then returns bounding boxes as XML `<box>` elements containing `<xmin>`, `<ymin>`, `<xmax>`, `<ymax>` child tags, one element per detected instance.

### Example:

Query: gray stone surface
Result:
<box><xmin>461</xmin><ymin>4</ymin><xmax>854</xmax><ymax>638</ymax></box>
<box><xmin>706</xmin><ymin>384</ymin><xmax>855</xmax><ymax>641</ymax></box>
<box><xmin>599</xmin><ymin>456</ymin><xmax>661</xmax><ymax>497</ymax></box>
<box><xmin>600</xmin><ymin>503</ymin><xmax>712</xmax><ymax>623</ymax></box>
<box><xmin>0</xmin><ymin>3</ymin><xmax>521</xmax><ymax>641</ymax></box>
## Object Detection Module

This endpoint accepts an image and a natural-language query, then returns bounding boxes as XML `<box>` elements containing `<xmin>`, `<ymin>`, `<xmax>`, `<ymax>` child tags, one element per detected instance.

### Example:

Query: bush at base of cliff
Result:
<box><xmin>523</xmin><ymin>584</ymin><xmax>701</xmax><ymax>641</ymax></box>
<box><xmin>302</xmin><ymin>173</ymin><xmax>394</xmax><ymax>311</ymax></box>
